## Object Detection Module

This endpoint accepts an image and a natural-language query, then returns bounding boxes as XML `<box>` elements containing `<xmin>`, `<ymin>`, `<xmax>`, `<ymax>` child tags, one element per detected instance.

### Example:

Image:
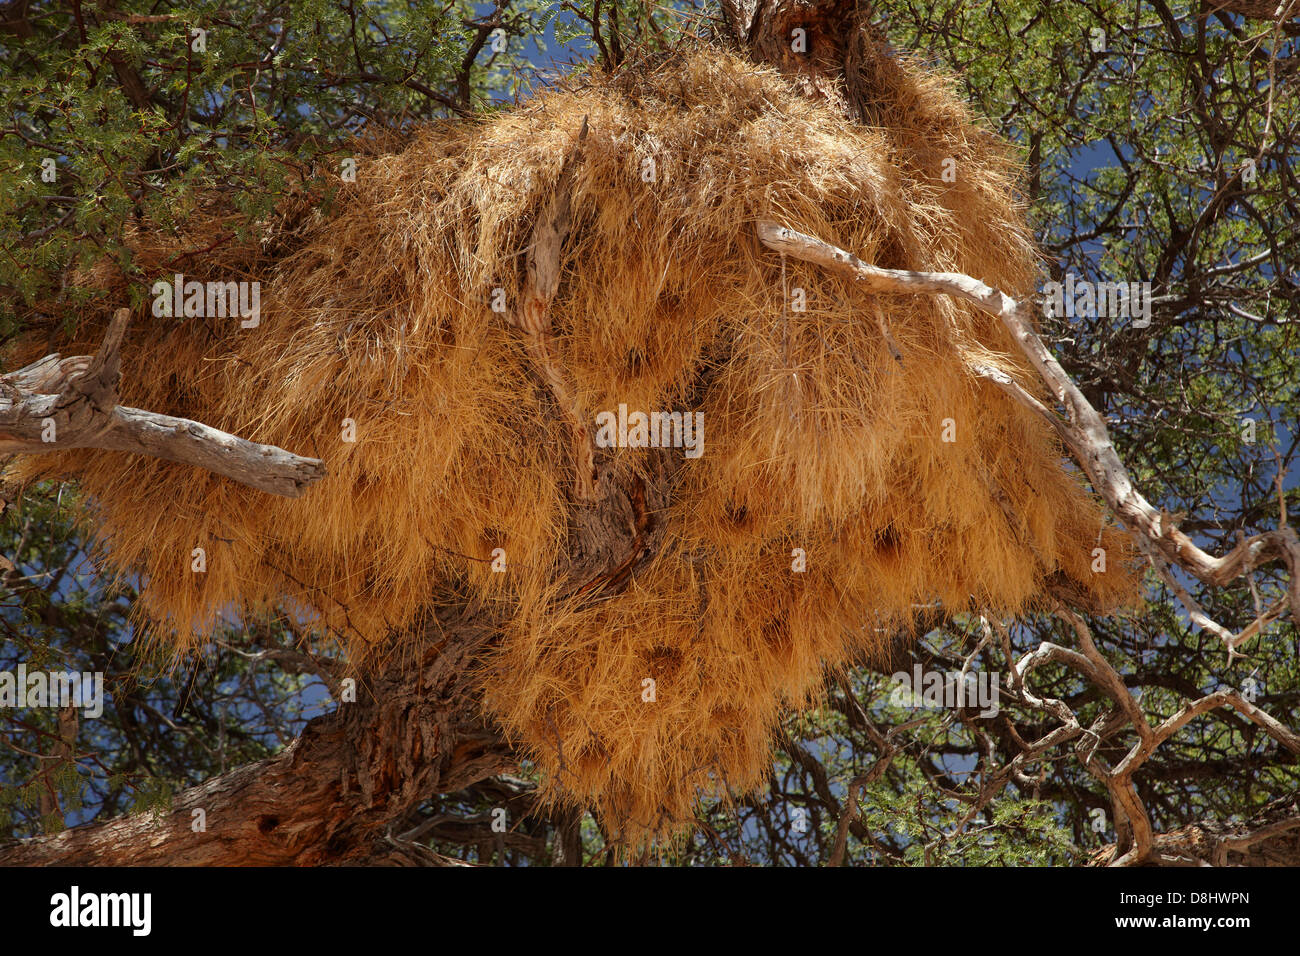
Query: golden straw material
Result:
<box><xmin>6</xmin><ymin>46</ymin><xmax>1139</xmax><ymax>845</ymax></box>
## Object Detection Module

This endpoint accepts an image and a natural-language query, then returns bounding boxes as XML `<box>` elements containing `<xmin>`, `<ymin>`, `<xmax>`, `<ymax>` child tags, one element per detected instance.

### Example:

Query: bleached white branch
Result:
<box><xmin>0</xmin><ymin>308</ymin><xmax>325</xmax><ymax>497</ymax></box>
<box><xmin>756</xmin><ymin>220</ymin><xmax>1300</xmax><ymax>649</ymax></box>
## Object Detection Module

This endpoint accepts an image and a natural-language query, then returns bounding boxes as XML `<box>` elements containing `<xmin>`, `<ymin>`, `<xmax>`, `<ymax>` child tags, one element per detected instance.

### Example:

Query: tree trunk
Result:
<box><xmin>718</xmin><ymin>0</ymin><xmax>882</xmax><ymax>123</ymax></box>
<box><xmin>0</xmin><ymin>606</ymin><xmax>511</xmax><ymax>865</ymax></box>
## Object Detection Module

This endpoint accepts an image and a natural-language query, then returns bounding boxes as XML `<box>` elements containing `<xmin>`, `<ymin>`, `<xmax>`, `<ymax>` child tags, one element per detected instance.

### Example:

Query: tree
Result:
<box><xmin>1</xmin><ymin>0</ymin><xmax>1297</xmax><ymax>866</ymax></box>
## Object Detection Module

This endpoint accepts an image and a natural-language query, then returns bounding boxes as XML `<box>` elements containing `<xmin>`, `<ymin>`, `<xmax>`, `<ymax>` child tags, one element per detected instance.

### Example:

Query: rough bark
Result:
<box><xmin>719</xmin><ymin>0</ymin><xmax>883</xmax><ymax>123</ymax></box>
<box><xmin>0</xmin><ymin>605</ymin><xmax>511</xmax><ymax>866</ymax></box>
<box><xmin>1091</xmin><ymin>797</ymin><xmax>1300</xmax><ymax>867</ymax></box>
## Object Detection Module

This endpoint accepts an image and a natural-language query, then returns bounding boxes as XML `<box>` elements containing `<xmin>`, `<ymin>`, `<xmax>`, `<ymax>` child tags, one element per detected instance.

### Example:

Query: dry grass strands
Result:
<box><xmin>6</xmin><ymin>45</ymin><xmax>1140</xmax><ymax>846</ymax></box>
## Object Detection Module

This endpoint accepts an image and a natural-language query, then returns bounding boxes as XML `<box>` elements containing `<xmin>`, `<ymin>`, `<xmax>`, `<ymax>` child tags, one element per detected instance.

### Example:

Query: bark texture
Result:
<box><xmin>0</xmin><ymin>605</ymin><xmax>510</xmax><ymax>865</ymax></box>
<box><xmin>719</xmin><ymin>0</ymin><xmax>882</xmax><ymax>121</ymax></box>
<box><xmin>0</xmin><ymin>308</ymin><xmax>325</xmax><ymax>497</ymax></box>
<box><xmin>1092</xmin><ymin>796</ymin><xmax>1300</xmax><ymax>867</ymax></box>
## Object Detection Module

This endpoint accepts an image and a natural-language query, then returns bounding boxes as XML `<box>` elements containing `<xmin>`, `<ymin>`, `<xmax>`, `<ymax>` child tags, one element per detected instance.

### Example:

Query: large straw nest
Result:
<box><xmin>7</xmin><ymin>43</ymin><xmax>1139</xmax><ymax>843</ymax></box>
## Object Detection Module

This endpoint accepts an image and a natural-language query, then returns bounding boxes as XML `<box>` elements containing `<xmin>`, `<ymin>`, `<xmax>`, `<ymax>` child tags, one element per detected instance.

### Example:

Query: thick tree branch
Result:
<box><xmin>1093</xmin><ymin>796</ymin><xmax>1300</xmax><ymax>866</ymax></box>
<box><xmin>0</xmin><ymin>607</ymin><xmax>513</xmax><ymax>866</ymax></box>
<box><xmin>0</xmin><ymin>309</ymin><xmax>326</xmax><ymax>497</ymax></box>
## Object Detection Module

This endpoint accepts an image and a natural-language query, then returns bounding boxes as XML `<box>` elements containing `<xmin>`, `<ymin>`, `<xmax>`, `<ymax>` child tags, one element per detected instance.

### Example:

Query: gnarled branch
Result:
<box><xmin>0</xmin><ymin>308</ymin><xmax>326</xmax><ymax>497</ymax></box>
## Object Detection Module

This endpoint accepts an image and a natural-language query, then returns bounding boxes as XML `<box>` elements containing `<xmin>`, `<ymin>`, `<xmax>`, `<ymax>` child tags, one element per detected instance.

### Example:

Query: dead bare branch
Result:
<box><xmin>0</xmin><ymin>309</ymin><xmax>326</xmax><ymax>497</ymax></box>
